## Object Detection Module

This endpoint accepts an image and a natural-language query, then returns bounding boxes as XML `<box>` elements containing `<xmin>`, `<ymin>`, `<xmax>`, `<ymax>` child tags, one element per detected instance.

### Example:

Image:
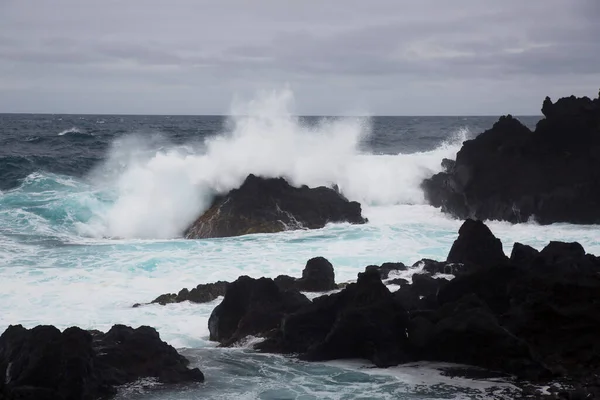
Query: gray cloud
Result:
<box><xmin>0</xmin><ymin>0</ymin><xmax>598</xmax><ymax>115</ymax></box>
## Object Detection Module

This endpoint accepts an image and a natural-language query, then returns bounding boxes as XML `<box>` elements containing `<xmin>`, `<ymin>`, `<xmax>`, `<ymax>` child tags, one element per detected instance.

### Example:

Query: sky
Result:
<box><xmin>0</xmin><ymin>0</ymin><xmax>599</xmax><ymax>115</ymax></box>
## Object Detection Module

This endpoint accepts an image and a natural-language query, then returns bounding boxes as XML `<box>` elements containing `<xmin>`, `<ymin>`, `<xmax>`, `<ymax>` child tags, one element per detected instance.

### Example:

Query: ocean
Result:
<box><xmin>1</xmin><ymin>93</ymin><xmax>599</xmax><ymax>399</ymax></box>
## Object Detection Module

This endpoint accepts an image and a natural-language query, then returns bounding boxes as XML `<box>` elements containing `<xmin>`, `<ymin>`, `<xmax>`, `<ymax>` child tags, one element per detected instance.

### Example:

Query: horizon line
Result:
<box><xmin>0</xmin><ymin>112</ymin><xmax>544</xmax><ymax>118</ymax></box>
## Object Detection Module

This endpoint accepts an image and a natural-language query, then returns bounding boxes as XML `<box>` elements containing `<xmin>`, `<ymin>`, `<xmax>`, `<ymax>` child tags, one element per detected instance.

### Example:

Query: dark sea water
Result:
<box><xmin>0</xmin><ymin>113</ymin><xmax>540</xmax><ymax>191</ymax></box>
<box><xmin>3</xmin><ymin>109</ymin><xmax>598</xmax><ymax>400</ymax></box>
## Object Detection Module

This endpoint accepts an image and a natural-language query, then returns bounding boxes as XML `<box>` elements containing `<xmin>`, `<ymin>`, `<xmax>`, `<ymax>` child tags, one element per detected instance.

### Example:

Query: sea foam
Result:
<box><xmin>83</xmin><ymin>89</ymin><xmax>464</xmax><ymax>239</ymax></box>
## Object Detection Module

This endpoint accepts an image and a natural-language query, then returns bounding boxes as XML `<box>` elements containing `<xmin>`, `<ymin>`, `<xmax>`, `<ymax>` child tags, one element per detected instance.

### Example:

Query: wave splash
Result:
<box><xmin>58</xmin><ymin>127</ymin><xmax>85</xmax><ymax>136</ymax></box>
<box><xmin>78</xmin><ymin>89</ymin><xmax>465</xmax><ymax>239</ymax></box>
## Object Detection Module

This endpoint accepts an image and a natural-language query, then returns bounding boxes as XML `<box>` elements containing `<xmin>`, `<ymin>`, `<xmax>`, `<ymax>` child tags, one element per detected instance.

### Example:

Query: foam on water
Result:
<box><xmin>58</xmin><ymin>127</ymin><xmax>86</xmax><ymax>136</ymax></box>
<box><xmin>81</xmin><ymin>89</ymin><xmax>465</xmax><ymax>239</ymax></box>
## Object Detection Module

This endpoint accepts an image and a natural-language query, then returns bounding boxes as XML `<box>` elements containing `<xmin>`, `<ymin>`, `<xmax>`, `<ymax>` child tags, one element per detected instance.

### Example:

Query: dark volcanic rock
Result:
<box><xmin>208</xmin><ymin>276</ymin><xmax>310</xmax><ymax>345</ymax></box>
<box><xmin>414</xmin><ymin>258</ymin><xmax>472</xmax><ymax>277</ymax></box>
<box><xmin>257</xmin><ymin>270</ymin><xmax>410</xmax><ymax>367</ymax></box>
<box><xmin>185</xmin><ymin>174</ymin><xmax>367</xmax><ymax>239</ymax></box>
<box><xmin>295</xmin><ymin>257</ymin><xmax>336</xmax><ymax>292</ymax></box>
<box><xmin>149</xmin><ymin>281</ymin><xmax>229</xmax><ymax>306</ymax></box>
<box><xmin>275</xmin><ymin>257</ymin><xmax>337</xmax><ymax>292</ymax></box>
<box><xmin>393</xmin><ymin>273</ymin><xmax>449</xmax><ymax>311</ymax></box>
<box><xmin>422</xmin><ymin>92</ymin><xmax>600</xmax><ymax>224</ymax></box>
<box><xmin>365</xmin><ymin>262</ymin><xmax>407</xmax><ymax>280</ymax></box>
<box><xmin>510</xmin><ymin>243</ymin><xmax>540</xmax><ymax>267</ymax></box>
<box><xmin>446</xmin><ymin>219</ymin><xmax>509</xmax><ymax>268</ymax></box>
<box><xmin>0</xmin><ymin>324</ymin><xmax>203</xmax><ymax>400</ymax></box>
<box><xmin>409</xmin><ymin>295</ymin><xmax>548</xmax><ymax>380</ymax></box>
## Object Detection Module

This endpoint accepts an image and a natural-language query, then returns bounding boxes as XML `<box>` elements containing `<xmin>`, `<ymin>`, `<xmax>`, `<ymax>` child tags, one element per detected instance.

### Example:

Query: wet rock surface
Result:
<box><xmin>185</xmin><ymin>174</ymin><xmax>367</xmax><ymax>239</ymax></box>
<box><xmin>207</xmin><ymin>219</ymin><xmax>600</xmax><ymax>397</ymax></box>
<box><xmin>0</xmin><ymin>324</ymin><xmax>204</xmax><ymax>400</ymax></box>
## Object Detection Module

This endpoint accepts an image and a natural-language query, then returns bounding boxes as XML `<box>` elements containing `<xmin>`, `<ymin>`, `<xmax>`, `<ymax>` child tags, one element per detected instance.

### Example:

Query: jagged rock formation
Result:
<box><xmin>0</xmin><ymin>324</ymin><xmax>203</xmax><ymax>400</ymax></box>
<box><xmin>185</xmin><ymin>174</ymin><xmax>367</xmax><ymax>239</ymax></box>
<box><xmin>422</xmin><ymin>91</ymin><xmax>600</xmax><ymax>224</ymax></box>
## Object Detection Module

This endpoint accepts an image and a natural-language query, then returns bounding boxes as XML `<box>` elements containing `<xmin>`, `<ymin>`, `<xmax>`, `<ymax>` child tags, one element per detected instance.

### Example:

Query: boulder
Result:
<box><xmin>0</xmin><ymin>324</ymin><xmax>203</xmax><ymax>400</ymax></box>
<box><xmin>257</xmin><ymin>270</ymin><xmax>410</xmax><ymax>367</ymax></box>
<box><xmin>446</xmin><ymin>219</ymin><xmax>509</xmax><ymax>268</ymax></box>
<box><xmin>295</xmin><ymin>257</ymin><xmax>336</xmax><ymax>292</ymax></box>
<box><xmin>185</xmin><ymin>174</ymin><xmax>367</xmax><ymax>239</ymax></box>
<box><xmin>274</xmin><ymin>257</ymin><xmax>337</xmax><ymax>292</ymax></box>
<box><xmin>208</xmin><ymin>276</ymin><xmax>310</xmax><ymax>345</ymax></box>
<box><xmin>422</xmin><ymin>92</ymin><xmax>600</xmax><ymax>224</ymax></box>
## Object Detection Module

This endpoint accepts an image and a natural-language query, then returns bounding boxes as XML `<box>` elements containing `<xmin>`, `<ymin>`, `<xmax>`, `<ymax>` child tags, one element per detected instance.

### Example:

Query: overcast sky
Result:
<box><xmin>0</xmin><ymin>0</ymin><xmax>598</xmax><ymax>115</ymax></box>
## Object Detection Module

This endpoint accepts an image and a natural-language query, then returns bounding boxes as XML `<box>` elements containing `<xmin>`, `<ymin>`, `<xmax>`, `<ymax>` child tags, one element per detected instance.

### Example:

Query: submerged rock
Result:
<box><xmin>185</xmin><ymin>174</ymin><xmax>367</xmax><ymax>239</ymax></box>
<box><xmin>422</xmin><ymin>91</ymin><xmax>600</xmax><ymax>224</ymax></box>
<box><xmin>0</xmin><ymin>324</ymin><xmax>203</xmax><ymax>400</ymax></box>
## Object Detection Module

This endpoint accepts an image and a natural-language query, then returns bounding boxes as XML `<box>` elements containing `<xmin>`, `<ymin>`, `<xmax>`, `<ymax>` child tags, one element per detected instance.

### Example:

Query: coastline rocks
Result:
<box><xmin>257</xmin><ymin>269</ymin><xmax>410</xmax><ymax>367</ymax></box>
<box><xmin>422</xmin><ymin>92</ymin><xmax>600</xmax><ymax>224</ymax></box>
<box><xmin>208</xmin><ymin>276</ymin><xmax>310</xmax><ymax>345</ymax></box>
<box><xmin>410</xmin><ymin>295</ymin><xmax>548</xmax><ymax>380</ymax></box>
<box><xmin>185</xmin><ymin>174</ymin><xmax>367</xmax><ymax>239</ymax></box>
<box><xmin>0</xmin><ymin>324</ymin><xmax>203</xmax><ymax>400</ymax></box>
<box><xmin>203</xmin><ymin>219</ymin><xmax>600</xmax><ymax>391</ymax></box>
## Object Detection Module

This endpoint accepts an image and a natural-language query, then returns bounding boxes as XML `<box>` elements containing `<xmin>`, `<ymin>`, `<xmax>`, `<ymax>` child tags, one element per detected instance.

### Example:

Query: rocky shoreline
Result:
<box><xmin>3</xmin><ymin>91</ymin><xmax>600</xmax><ymax>399</ymax></box>
<box><xmin>194</xmin><ymin>219</ymin><xmax>600</xmax><ymax>399</ymax></box>
<box><xmin>127</xmin><ymin>219</ymin><xmax>600</xmax><ymax>399</ymax></box>
<box><xmin>4</xmin><ymin>229</ymin><xmax>599</xmax><ymax>399</ymax></box>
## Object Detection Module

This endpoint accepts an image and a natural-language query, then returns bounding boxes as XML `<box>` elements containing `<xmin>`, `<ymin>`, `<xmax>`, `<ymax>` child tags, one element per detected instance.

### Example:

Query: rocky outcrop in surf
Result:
<box><xmin>422</xmin><ymin>91</ymin><xmax>600</xmax><ymax>224</ymax></box>
<box><xmin>136</xmin><ymin>257</ymin><xmax>339</xmax><ymax>308</ymax></box>
<box><xmin>0</xmin><ymin>324</ymin><xmax>203</xmax><ymax>400</ymax></box>
<box><xmin>185</xmin><ymin>174</ymin><xmax>367</xmax><ymax>239</ymax></box>
<box><xmin>208</xmin><ymin>276</ymin><xmax>310</xmax><ymax>346</ymax></box>
<box><xmin>208</xmin><ymin>219</ymin><xmax>600</xmax><ymax>396</ymax></box>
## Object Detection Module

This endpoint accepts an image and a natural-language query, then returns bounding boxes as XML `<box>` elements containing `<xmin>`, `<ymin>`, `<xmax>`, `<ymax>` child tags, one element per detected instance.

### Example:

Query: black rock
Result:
<box><xmin>393</xmin><ymin>273</ymin><xmax>449</xmax><ymax>311</ymax></box>
<box><xmin>510</xmin><ymin>243</ymin><xmax>540</xmax><ymax>267</ymax></box>
<box><xmin>295</xmin><ymin>257</ymin><xmax>336</xmax><ymax>292</ymax></box>
<box><xmin>422</xmin><ymin>92</ymin><xmax>600</xmax><ymax>224</ymax></box>
<box><xmin>274</xmin><ymin>257</ymin><xmax>337</xmax><ymax>292</ymax></box>
<box><xmin>446</xmin><ymin>219</ymin><xmax>509</xmax><ymax>268</ymax></box>
<box><xmin>144</xmin><ymin>281</ymin><xmax>229</xmax><ymax>306</ymax></box>
<box><xmin>185</xmin><ymin>174</ymin><xmax>367</xmax><ymax>239</ymax></box>
<box><xmin>257</xmin><ymin>270</ymin><xmax>410</xmax><ymax>367</ymax></box>
<box><xmin>410</xmin><ymin>295</ymin><xmax>548</xmax><ymax>380</ymax></box>
<box><xmin>365</xmin><ymin>262</ymin><xmax>407</xmax><ymax>280</ymax></box>
<box><xmin>387</xmin><ymin>278</ymin><xmax>409</xmax><ymax>286</ymax></box>
<box><xmin>415</xmin><ymin>258</ymin><xmax>471</xmax><ymax>276</ymax></box>
<box><xmin>208</xmin><ymin>276</ymin><xmax>310</xmax><ymax>345</ymax></box>
<box><xmin>0</xmin><ymin>324</ymin><xmax>203</xmax><ymax>400</ymax></box>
